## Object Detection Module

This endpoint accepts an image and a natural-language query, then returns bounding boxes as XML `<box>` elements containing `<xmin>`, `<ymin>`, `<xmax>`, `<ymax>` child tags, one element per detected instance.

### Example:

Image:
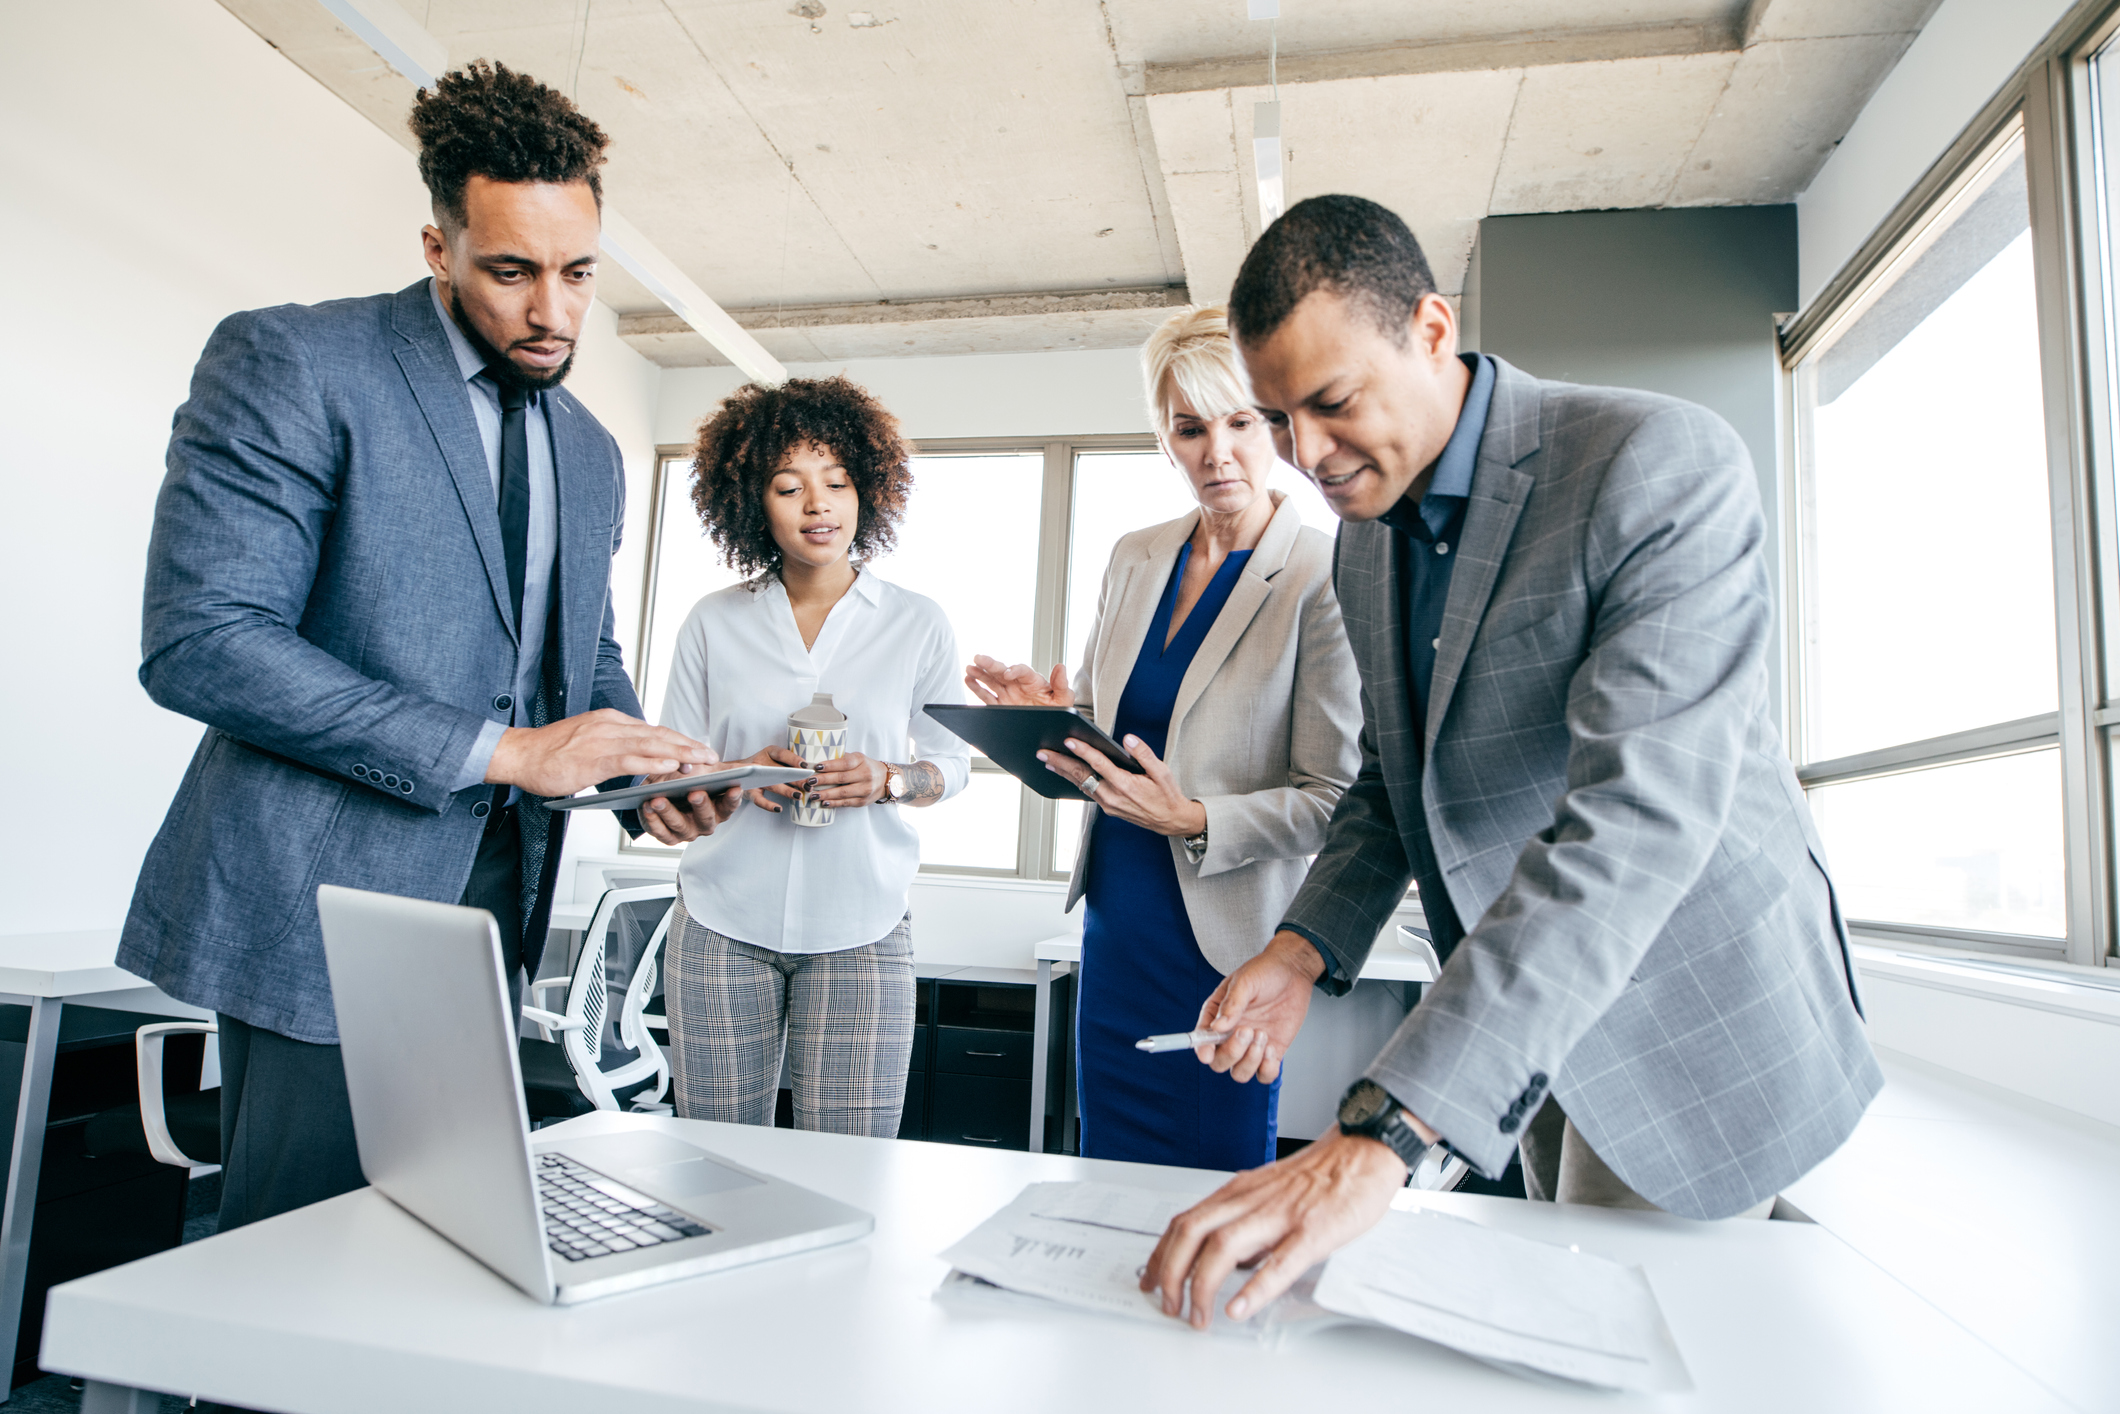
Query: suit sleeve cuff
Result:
<box><xmin>451</xmin><ymin>719</ymin><xmax>508</xmax><ymax>793</ymax></box>
<box><xmin>1276</xmin><ymin>921</ymin><xmax>1351</xmax><ymax>994</ymax></box>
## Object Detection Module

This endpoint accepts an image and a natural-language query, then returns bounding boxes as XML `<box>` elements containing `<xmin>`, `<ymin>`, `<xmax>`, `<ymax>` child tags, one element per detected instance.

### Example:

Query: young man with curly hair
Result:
<box><xmin>646</xmin><ymin>377</ymin><xmax>970</xmax><ymax>1137</ymax></box>
<box><xmin>121</xmin><ymin>62</ymin><xmax>733</xmax><ymax>1233</ymax></box>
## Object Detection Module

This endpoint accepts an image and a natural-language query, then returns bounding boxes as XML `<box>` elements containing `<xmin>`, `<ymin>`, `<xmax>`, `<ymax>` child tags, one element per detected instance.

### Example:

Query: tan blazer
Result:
<box><xmin>1064</xmin><ymin>493</ymin><xmax>1362</xmax><ymax>975</ymax></box>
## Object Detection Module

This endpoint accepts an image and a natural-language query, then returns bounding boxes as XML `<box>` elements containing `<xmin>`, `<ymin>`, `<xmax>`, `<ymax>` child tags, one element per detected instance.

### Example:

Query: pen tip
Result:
<box><xmin>1134</xmin><ymin>1040</ymin><xmax>1153</xmax><ymax>1051</ymax></box>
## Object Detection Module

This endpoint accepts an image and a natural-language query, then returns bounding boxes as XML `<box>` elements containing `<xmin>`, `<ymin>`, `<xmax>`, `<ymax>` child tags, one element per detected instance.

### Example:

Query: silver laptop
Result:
<box><xmin>317</xmin><ymin>884</ymin><xmax>873</xmax><ymax>1305</ymax></box>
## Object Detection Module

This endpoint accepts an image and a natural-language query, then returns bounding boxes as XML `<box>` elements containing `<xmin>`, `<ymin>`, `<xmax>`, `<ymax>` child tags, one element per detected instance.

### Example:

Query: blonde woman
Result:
<box><xmin>967</xmin><ymin>307</ymin><xmax>1361</xmax><ymax>1168</ymax></box>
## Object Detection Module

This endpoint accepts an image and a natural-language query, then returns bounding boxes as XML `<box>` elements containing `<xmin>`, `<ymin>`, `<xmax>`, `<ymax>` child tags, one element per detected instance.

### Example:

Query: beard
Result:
<box><xmin>450</xmin><ymin>289</ymin><xmax>575</xmax><ymax>393</ymax></box>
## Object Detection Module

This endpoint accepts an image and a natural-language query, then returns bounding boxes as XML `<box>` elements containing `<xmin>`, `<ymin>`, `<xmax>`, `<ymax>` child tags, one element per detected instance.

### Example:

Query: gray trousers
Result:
<box><xmin>665</xmin><ymin>897</ymin><xmax>914</xmax><ymax>1138</ymax></box>
<box><xmin>1519</xmin><ymin>1097</ymin><xmax>1774</xmax><ymax>1218</ymax></box>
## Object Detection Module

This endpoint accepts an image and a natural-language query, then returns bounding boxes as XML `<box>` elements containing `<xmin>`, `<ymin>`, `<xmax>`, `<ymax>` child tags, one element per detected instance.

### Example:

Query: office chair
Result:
<box><xmin>520</xmin><ymin>883</ymin><xmax>676</xmax><ymax>1120</ymax></box>
<box><xmin>82</xmin><ymin>1021</ymin><xmax>222</xmax><ymax>1169</ymax></box>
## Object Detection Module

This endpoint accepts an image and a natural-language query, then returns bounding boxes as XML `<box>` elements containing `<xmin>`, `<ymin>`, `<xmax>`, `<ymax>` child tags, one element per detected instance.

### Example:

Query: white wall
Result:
<box><xmin>0</xmin><ymin>0</ymin><xmax>660</xmax><ymax>933</ymax></box>
<box><xmin>656</xmin><ymin>347</ymin><xmax>1153</xmax><ymax>446</ymax></box>
<box><xmin>1797</xmin><ymin>0</ymin><xmax>2075</xmax><ymax>308</ymax></box>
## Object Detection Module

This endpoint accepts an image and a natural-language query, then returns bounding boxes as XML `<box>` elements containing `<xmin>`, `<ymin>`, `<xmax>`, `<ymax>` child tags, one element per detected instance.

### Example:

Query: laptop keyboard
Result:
<box><xmin>537</xmin><ymin>1152</ymin><xmax>712</xmax><ymax>1263</ymax></box>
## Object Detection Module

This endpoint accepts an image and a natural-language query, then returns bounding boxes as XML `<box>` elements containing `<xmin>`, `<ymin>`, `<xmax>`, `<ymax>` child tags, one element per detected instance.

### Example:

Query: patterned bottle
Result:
<box><xmin>786</xmin><ymin>692</ymin><xmax>848</xmax><ymax>827</ymax></box>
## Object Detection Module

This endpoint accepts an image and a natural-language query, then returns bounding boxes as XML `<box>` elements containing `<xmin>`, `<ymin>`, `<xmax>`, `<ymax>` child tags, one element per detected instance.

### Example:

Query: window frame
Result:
<box><xmin>1780</xmin><ymin>0</ymin><xmax>2120</xmax><ymax>970</ymax></box>
<box><xmin>620</xmin><ymin>433</ymin><xmax>1162</xmax><ymax>880</ymax></box>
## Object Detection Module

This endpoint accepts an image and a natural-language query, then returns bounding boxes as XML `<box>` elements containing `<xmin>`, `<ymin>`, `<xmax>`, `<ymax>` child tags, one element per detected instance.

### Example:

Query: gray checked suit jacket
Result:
<box><xmin>119</xmin><ymin>281</ymin><xmax>644</xmax><ymax>1045</ymax></box>
<box><xmin>1283</xmin><ymin>356</ymin><xmax>1881</xmax><ymax>1219</ymax></box>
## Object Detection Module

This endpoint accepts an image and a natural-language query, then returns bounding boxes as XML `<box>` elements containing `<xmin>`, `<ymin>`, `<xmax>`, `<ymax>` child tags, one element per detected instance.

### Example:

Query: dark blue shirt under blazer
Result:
<box><xmin>119</xmin><ymin>281</ymin><xmax>644</xmax><ymax>1045</ymax></box>
<box><xmin>1078</xmin><ymin>543</ymin><xmax>1279</xmax><ymax>1170</ymax></box>
<box><xmin>1284</xmin><ymin>353</ymin><xmax>1494</xmax><ymax>967</ymax></box>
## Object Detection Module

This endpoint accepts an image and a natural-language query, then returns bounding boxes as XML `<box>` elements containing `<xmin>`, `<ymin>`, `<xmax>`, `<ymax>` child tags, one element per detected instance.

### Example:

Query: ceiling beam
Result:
<box><xmin>1136</xmin><ymin>19</ymin><xmax>1744</xmax><ymax>96</ymax></box>
<box><xmin>617</xmin><ymin>287</ymin><xmax>1190</xmax><ymax>368</ymax></box>
<box><xmin>305</xmin><ymin>0</ymin><xmax>785</xmax><ymax>384</ymax></box>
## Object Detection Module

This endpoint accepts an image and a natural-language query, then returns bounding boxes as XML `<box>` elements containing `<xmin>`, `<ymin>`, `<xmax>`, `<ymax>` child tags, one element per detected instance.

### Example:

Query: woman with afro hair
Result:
<box><xmin>642</xmin><ymin>376</ymin><xmax>970</xmax><ymax>1137</ymax></box>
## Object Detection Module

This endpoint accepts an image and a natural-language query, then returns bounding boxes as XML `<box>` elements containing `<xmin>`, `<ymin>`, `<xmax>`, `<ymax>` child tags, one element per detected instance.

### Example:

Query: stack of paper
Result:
<box><xmin>1314</xmin><ymin>1206</ymin><xmax>1692</xmax><ymax>1392</ymax></box>
<box><xmin>935</xmin><ymin>1181</ymin><xmax>1331</xmax><ymax>1345</ymax></box>
<box><xmin>938</xmin><ymin>1182</ymin><xmax>1691</xmax><ymax>1391</ymax></box>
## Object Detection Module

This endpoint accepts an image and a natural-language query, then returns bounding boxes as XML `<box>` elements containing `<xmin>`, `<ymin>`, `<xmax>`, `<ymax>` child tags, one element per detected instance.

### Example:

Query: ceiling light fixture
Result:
<box><xmin>312</xmin><ymin>0</ymin><xmax>787</xmax><ymax>384</ymax></box>
<box><xmin>1250</xmin><ymin>0</ymin><xmax>1282</xmax><ymax>231</ymax></box>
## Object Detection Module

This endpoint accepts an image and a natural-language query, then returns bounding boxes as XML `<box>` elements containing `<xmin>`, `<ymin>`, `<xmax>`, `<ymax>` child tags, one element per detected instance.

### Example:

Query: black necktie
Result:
<box><xmin>493</xmin><ymin>372</ymin><xmax>531</xmax><ymax>631</ymax></box>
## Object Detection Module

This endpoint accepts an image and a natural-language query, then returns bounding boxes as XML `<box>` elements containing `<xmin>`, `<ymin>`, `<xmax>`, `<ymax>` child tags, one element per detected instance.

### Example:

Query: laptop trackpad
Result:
<box><xmin>563</xmin><ymin>1131</ymin><xmax>765</xmax><ymax>1202</ymax></box>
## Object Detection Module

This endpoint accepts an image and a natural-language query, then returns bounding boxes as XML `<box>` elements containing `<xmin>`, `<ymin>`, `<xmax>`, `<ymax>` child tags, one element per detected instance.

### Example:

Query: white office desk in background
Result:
<box><xmin>0</xmin><ymin>930</ymin><xmax>208</xmax><ymax>1406</ymax></box>
<box><xmin>44</xmin><ymin>1111</ymin><xmax>2072</xmax><ymax>1414</ymax></box>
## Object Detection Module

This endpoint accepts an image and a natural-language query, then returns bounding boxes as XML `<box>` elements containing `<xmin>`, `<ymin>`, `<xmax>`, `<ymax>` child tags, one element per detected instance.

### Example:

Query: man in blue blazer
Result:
<box><xmin>122</xmin><ymin>63</ymin><xmax>729</xmax><ymax>1230</ymax></box>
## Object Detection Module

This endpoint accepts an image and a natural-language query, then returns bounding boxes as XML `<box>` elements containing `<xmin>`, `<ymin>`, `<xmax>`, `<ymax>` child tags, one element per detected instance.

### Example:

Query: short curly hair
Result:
<box><xmin>689</xmin><ymin>377</ymin><xmax>915</xmax><ymax>583</ymax></box>
<box><xmin>409</xmin><ymin>61</ymin><xmax>609</xmax><ymax>231</ymax></box>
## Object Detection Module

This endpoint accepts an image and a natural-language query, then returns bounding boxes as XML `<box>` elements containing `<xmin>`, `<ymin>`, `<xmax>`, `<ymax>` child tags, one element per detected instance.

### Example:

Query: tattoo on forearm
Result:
<box><xmin>896</xmin><ymin>761</ymin><xmax>946</xmax><ymax>804</ymax></box>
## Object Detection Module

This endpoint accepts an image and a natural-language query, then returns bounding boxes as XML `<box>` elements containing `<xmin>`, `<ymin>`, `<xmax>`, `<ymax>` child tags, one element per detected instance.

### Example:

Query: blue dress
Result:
<box><xmin>1077</xmin><ymin>543</ymin><xmax>1280</xmax><ymax>1170</ymax></box>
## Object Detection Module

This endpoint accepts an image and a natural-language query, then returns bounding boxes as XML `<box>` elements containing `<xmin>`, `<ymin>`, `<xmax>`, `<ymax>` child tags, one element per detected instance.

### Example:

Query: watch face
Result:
<box><xmin>1338</xmin><ymin>1079</ymin><xmax>1390</xmax><ymax>1129</ymax></box>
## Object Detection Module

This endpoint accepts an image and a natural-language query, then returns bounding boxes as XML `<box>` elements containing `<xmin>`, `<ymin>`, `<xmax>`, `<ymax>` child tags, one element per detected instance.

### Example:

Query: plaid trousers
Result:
<box><xmin>665</xmin><ymin>896</ymin><xmax>914</xmax><ymax>1137</ymax></box>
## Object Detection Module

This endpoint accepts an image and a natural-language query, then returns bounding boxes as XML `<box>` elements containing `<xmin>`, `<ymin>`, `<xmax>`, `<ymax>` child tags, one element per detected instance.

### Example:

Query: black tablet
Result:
<box><xmin>540</xmin><ymin>765</ymin><xmax>815</xmax><ymax>812</ymax></box>
<box><xmin>922</xmin><ymin>704</ymin><xmax>1144</xmax><ymax>801</ymax></box>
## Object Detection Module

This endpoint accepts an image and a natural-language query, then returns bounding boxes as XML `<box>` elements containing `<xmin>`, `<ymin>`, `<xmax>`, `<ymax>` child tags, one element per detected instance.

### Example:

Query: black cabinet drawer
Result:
<box><xmin>896</xmin><ymin>1076</ymin><xmax>926</xmax><ymax>1141</ymax></box>
<box><xmin>910</xmin><ymin>1024</ymin><xmax>930</xmax><ymax>1075</ymax></box>
<box><xmin>935</xmin><ymin>1025</ymin><xmax>1033</xmax><ymax>1079</ymax></box>
<box><xmin>928</xmin><ymin>1074</ymin><xmax>1029</xmax><ymax>1150</ymax></box>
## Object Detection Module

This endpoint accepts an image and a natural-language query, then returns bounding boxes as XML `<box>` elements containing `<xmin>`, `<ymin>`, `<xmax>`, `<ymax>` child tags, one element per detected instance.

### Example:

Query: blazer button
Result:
<box><xmin>494</xmin><ymin>694</ymin><xmax>513</xmax><ymax>712</ymax></box>
<box><xmin>383</xmin><ymin>773</ymin><xmax>399</xmax><ymax>789</ymax></box>
<box><xmin>353</xmin><ymin>765</ymin><xmax>370</xmax><ymax>779</ymax></box>
<box><xmin>1529</xmin><ymin>1071</ymin><xmax>1549</xmax><ymax>1090</ymax></box>
<box><xmin>400</xmin><ymin>779</ymin><xmax>415</xmax><ymax>793</ymax></box>
<box><xmin>1498</xmin><ymin>1113</ymin><xmax>1521</xmax><ymax>1134</ymax></box>
<box><xmin>471</xmin><ymin>800</ymin><xmax>491</xmax><ymax>819</ymax></box>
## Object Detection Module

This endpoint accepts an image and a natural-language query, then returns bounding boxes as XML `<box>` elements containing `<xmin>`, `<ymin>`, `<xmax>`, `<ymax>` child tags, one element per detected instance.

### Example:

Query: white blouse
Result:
<box><xmin>658</xmin><ymin>569</ymin><xmax>971</xmax><ymax>953</ymax></box>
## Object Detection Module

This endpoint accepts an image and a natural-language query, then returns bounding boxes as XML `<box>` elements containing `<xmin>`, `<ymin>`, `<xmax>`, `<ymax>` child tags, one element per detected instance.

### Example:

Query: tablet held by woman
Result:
<box><xmin>965</xmin><ymin>306</ymin><xmax>1362</xmax><ymax>1170</ymax></box>
<box><xmin>646</xmin><ymin>376</ymin><xmax>971</xmax><ymax>1138</ymax></box>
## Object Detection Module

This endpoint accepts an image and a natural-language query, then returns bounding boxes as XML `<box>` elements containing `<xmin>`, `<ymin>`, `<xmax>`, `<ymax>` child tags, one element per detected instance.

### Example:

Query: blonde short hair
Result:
<box><xmin>1141</xmin><ymin>305</ymin><xmax>1252</xmax><ymax>433</ymax></box>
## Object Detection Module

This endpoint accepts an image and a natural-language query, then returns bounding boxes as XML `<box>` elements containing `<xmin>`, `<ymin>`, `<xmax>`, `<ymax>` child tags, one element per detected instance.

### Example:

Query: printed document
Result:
<box><xmin>936</xmin><ymin>1181</ymin><xmax>1328</xmax><ymax>1342</ymax></box>
<box><xmin>1314</xmin><ymin>1205</ymin><xmax>1692</xmax><ymax>1391</ymax></box>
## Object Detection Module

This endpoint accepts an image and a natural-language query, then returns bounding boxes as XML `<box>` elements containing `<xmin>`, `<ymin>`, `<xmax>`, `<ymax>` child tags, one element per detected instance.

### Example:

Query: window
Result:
<box><xmin>1789</xmin><ymin>125</ymin><xmax>2069</xmax><ymax>946</ymax></box>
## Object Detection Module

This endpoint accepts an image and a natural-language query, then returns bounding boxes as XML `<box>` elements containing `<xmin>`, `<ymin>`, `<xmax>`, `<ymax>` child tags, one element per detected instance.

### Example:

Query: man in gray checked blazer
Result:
<box><xmin>1143</xmin><ymin>196</ymin><xmax>1880</xmax><ymax>1329</ymax></box>
<box><xmin>121</xmin><ymin>64</ymin><xmax>729</xmax><ymax>1233</ymax></box>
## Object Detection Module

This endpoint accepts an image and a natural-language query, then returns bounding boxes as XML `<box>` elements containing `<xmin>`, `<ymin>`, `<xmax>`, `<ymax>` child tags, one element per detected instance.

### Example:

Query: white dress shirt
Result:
<box><xmin>660</xmin><ymin>569</ymin><xmax>971</xmax><ymax>953</ymax></box>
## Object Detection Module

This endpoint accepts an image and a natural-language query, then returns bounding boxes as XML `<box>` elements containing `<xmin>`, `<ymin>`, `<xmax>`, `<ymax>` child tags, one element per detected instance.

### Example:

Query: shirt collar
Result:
<box><xmin>428</xmin><ymin>277</ymin><xmax>491</xmax><ymax>386</ymax></box>
<box><xmin>764</xmin><ymin>566</ymin><xmax>883</xmax><ymax>606</ymax></box>
<box><xmin>1382</xmin><ymin>352</ymin><xmax>1494</xmax><ymax>539</ymax></box>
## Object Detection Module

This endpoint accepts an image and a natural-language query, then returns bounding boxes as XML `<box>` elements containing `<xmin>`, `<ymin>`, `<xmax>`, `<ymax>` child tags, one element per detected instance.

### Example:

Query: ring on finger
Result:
<box><xmin>1080</xmin><ymin>774</ymin><xmax>1101</xmax><ymax>799</ymax></box>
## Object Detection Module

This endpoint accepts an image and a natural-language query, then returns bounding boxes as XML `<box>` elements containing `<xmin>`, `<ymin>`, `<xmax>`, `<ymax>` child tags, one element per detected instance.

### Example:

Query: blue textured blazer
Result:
<box><xmin>120</xmin><ymin>281</ymin><xmax>644</xmax><ymax>1044</ymax></box>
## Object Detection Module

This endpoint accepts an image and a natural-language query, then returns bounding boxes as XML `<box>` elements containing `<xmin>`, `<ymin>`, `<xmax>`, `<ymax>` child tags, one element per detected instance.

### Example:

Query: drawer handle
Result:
<box><xmin>965</xmin><ymin>1050</ymin><xmax>1008</xmax><ymax>1058</ymax></box>
<box><xmin>961</xmin><ymin>1135</ymin><xmax>1001</xmax><ymax>1144</ymax></box>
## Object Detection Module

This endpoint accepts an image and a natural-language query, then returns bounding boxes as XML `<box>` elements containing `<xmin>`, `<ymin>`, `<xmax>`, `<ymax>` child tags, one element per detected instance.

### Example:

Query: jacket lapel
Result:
<box><xmin>1169</xmin><ymin>494</ymin><xmax>1301</xmax><ymax>734</ymax></box>
<box><xmin>1091</xmin><ymin>513</ymin><xmax>1194</xmax><ymax>735</ymax></box>
<box><xmin>390</xmin><ymin>283</ymin><xmax>518</xmax><ymax>646</ymax></box>
<box><xmin>545</xmin><ymin>387</ymin><xmax>610</xmax><ymax>697</ymax></box>
<box><xmin>1424</xmin><ymin>356</ymin><xmax>1541</xmax><ymax>748</ymax></box>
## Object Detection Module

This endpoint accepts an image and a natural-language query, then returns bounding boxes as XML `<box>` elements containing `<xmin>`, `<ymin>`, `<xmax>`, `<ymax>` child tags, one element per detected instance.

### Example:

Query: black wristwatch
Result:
<box><xmin>1337</xmin><ymin>1077</ymin><xmax>1430</xmax><ymax>1173</ymax></box>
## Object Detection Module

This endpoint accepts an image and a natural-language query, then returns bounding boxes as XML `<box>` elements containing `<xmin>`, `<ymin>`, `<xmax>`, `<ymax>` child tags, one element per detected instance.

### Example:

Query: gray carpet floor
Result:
<box><xmin>11</xmin><ymin>1171</ymin><xmax>220</xmax><ymax>1412</ymax></box>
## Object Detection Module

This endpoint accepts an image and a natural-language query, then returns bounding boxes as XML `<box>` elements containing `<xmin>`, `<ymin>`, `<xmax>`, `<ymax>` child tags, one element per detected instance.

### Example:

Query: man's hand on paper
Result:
<box><xmin>488</xmin><ymin>709</ymin><xmax>718</xmax><ymax>798</ymax></box>
<box><xmin>1142</xmin><ymin>1129</ymin><xmax>1409</xmax><ymax>1331</ymax></box>
<box><xmin>1191</xmin><ymin>931</ymin><xmax>1323</xmax><ymax>1083</ymax></box>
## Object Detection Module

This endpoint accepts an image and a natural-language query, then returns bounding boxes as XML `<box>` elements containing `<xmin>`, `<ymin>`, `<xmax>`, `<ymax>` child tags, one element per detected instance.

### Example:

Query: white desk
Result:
<box><xmin>44</xmin><ymin>1111</ymin><xmax>2069</xmax><ymax>1413</ymax></box>
<box><xmin>1024</xmin><ymin>929</ymin><xmax>1438</xmax><ymax>1153</ymax></box>
<box><xmin>0</xmin><ymin>929</ymin><xmax>207</xmax><ymax>1405</ymax></box>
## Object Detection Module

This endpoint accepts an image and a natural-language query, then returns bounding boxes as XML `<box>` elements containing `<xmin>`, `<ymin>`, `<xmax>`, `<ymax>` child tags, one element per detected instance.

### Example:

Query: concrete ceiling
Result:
<box><xmin>216</xmin><ymin>0</ymin><xmax>1940</xmax><ymax>367</ymax></box>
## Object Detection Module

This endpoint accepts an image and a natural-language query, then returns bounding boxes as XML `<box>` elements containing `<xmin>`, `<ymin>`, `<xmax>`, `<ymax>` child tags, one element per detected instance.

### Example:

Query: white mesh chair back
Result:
<box><xmin>554</xmin><ymin>883</ymin><xmax>676</xmax><ymax>1111</ymax></box>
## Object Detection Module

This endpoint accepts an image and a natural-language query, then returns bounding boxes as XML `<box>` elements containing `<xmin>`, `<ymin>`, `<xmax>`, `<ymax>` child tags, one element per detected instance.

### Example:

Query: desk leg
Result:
<box><xmin>80</xmin><ymin>1382</ymin><xmax>158</xmax><ymax>1414</ymax></box>
<box><xmin>1029</xmin><ymin>961</ymin><xmax>1051</xmax><ymax>1155</ymax></box>
<box><xmin>0</xmin><ymin>996</ymin><xmax>59</xmax><ymax>1403</ymax></box>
